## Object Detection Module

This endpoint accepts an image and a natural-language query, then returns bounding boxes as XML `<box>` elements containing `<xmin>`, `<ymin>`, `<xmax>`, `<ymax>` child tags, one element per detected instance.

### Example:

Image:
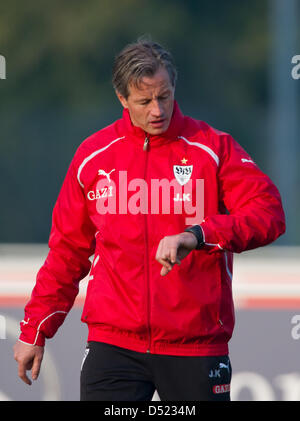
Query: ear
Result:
<box><xmin>115</xmin><ymin>91</ymin><xmax>128</xmax><ymax>109</ymax></box>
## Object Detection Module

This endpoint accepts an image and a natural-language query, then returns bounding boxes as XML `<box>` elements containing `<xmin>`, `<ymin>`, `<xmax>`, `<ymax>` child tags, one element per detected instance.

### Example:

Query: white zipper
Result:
<box><xmin>143</xmin><ymin>136</ymin><xmax>149</xmax><ymax>151</ymax></box>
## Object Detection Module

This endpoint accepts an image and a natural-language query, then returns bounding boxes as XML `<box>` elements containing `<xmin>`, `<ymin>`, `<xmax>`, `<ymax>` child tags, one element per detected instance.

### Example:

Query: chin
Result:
<box><xmin>148</xmin><ymin>129</ymin><xmax>165</xmax><ymax>135</ymax></box>
<box><xmin>147</xmin><ymin>124</ymin><xmax>169</xmax><ymax>136</ymax></box>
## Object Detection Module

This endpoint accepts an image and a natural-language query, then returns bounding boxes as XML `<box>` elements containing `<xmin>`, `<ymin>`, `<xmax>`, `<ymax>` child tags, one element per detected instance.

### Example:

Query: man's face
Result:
<box><xmin>116</xmin><ymin>67</ymin><xmax>175</xmax><ymax>135</ymax></box>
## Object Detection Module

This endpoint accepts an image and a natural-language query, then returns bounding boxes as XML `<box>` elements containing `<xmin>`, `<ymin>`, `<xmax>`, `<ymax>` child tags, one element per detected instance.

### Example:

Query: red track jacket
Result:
<box><xmin>19</xmin><ymin>102</ymin><xmax>285</xmax><ymax>356</ymax></box>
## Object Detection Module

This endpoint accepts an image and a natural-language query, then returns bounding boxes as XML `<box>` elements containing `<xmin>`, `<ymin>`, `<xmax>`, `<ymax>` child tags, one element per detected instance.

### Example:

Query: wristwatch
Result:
<box><xmin>184</xmin><ymin>225</ymin><xmax>204</xmax><ymax>250</ymax></box>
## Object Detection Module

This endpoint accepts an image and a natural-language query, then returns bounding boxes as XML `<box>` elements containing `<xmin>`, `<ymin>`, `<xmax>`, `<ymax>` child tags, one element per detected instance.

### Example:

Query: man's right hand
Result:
<box><xmin>13</xmin><ymin>341</ymin><xmax>44</xmax><ymax>385</ymax></box>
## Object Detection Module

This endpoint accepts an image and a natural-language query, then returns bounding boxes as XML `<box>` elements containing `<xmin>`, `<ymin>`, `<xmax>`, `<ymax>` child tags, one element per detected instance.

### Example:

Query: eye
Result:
<box><xmin>158</xmin><ymin>92</ymin><xmax>170</xmax><ymax>101</ymax></box>
<box><xmin>139</xmin><ymin>99</ymin><xmax>151</xmax><ymax>105</ymax></box>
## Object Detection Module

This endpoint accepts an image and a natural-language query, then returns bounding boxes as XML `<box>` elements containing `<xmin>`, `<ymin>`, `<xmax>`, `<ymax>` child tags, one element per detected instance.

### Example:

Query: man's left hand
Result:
<box><xmin>155</xmin><ymin>232</ymin><xmax>198</xmax><ymax>276</ymax></box>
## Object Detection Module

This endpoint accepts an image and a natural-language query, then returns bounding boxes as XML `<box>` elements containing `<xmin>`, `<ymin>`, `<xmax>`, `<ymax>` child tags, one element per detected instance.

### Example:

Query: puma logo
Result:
<box><xmin>209</xmin><ymin>360</ymin><xmax>230</xmax><ymax>378</ymax></box>
<box><xmin>219</xmin><ymin>361</ymin><xmax>230</xmax><ymax>373</ymax></box>
<box><xmin>241</xmin><ymin>158</ymin><xmax>255</xmax><ymax>164</ymax></box>
<box><xmin>98</xmin><ymin>168</ymin><xmax>115</xmax><ymax>183</ymax></box>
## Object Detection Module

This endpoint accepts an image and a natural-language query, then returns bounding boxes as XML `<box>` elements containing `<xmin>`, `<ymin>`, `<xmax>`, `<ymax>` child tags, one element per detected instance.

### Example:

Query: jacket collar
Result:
<box><xmin>120</xmin><ymin>100</ymin><xmax>185</xmax><ymax>148</ymax></box>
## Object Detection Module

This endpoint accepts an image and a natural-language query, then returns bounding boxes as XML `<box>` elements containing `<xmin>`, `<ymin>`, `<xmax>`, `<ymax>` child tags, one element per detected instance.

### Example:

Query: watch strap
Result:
<box><xmin>184</xmin><ymin>225</ymin><xmax>204</xmax><ymax>250</ymax></box>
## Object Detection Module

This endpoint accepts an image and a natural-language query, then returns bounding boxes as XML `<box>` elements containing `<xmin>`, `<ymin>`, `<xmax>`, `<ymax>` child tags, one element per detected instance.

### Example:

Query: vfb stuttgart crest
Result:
<box><xmin>173</xmin><ymin>165</ymin><xmax>193</xmax><ymax>186</ymax></box>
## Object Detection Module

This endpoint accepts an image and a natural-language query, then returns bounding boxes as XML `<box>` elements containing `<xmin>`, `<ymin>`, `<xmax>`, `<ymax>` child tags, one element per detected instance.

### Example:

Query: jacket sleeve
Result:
<box><xmin>19</xmin><ymin>154</ymin><xmax>96</xmax><ymax>346</ymax></box>
<box><xmin>200</xmin><ymin>134</ymin><xmax>286</xmax><ymax>254</ymax></box>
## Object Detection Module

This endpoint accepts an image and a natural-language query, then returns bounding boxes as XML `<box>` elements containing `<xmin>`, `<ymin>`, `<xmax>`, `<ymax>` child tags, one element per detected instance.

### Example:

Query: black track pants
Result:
<box><xmin>80</xmin><ymin>342</ymin><xmax>232</xmax><ymax>401</ymax></box>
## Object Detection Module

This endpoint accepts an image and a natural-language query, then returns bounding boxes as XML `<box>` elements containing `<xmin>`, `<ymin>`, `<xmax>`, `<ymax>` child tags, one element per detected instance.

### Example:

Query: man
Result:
<box><xmin>14</xmin><ymin>39</ymin><xmax>285</xmax><ymax>401</ymax></box>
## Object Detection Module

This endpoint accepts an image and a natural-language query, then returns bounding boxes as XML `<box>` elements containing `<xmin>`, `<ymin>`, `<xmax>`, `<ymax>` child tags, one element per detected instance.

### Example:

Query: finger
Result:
<box><xmin>160</xmin><ymin>265</ymin><xmax>170</xmax><ymax>276</ymax></box>
<box><xmin>157</xmin><ymin>257</ymin><xmax>173</xmax><ymax>271</ymax></box>
<box><xmin>160</xmin><ymin>257</ymin><xmax>181</xmax><ymax>276</ymax></box>
<box><xmin>156</xmin><ymin>238</ymin><xmax>171</xmax><ymax>261</ymax></box>
<box><xmin>161</xmin><ymin>248</ymin><xmax>181</xmax><ymax>267</ymax></box>
<box><xmin>18</xmin><ymin>362</ymin><xmax>32</xmax><ymax>386</ymax></box>
<box><xmin>31</xmin><ymin>355</ymin><xmax>42</xmax><ymax>381</ymax></box>
<box><xmin>155</xmin><ymin>239</ymin><xmax>163</xmax><ymax>261</ymax></box>
<box><xmin>169</xmin><ymin>246</ymin><xmax>178</xmax><ymax>264</ymax></box>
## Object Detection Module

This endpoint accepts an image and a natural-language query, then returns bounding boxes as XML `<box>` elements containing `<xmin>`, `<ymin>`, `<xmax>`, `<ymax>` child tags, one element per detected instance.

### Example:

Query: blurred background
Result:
<box><xmin>0</xmin><ymin>0</ymin><xmax>300</xmax><ymax>401</ymax></box>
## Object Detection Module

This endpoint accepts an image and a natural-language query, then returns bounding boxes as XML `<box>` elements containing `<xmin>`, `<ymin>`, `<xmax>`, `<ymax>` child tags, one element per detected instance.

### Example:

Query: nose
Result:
<box><xmin>151</xmin><ymin>99</ymin><xmax>164</xmax><ymax>117</ymax></box>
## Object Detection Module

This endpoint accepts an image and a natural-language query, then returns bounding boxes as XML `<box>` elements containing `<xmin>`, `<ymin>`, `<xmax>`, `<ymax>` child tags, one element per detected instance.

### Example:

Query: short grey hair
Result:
<box><xmin>112</xmin><ymin>38</ymin><xmax>177</xmax><ymax>99</ymax></box>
